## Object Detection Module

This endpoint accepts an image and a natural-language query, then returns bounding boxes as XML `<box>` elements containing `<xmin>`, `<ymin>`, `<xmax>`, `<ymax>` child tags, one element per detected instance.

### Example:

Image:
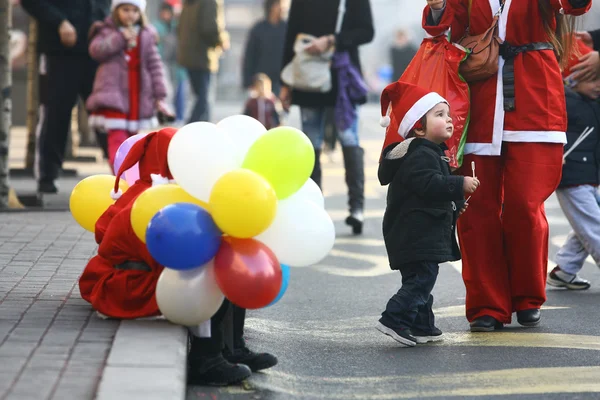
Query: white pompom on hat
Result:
<box><xmin>112</xmin><ymin>0</ymin><xmax>147</xmax><ymax>11</ymax></box>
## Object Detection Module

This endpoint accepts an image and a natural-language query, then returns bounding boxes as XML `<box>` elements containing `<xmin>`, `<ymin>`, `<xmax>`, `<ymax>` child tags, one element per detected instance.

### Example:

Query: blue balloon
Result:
<box><xmin>146</xmin><ymin>203</ymin><xmax>222</xmax><ymax>270</ymax></box>
<box><xmin>267</xmin><ymin>264</ymin><xmax>290</xmax><ymax>307</ymax></box>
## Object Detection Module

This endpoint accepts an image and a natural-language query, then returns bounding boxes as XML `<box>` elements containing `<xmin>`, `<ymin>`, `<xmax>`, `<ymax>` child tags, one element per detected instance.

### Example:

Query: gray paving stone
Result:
<box><xmin>1</xmin><ymin>212</ymin><xmax>187</xmax><ymax>399</ymax></box>
<box><xmin>97</xmin><ymin>366</ymin><xmax>185</xmax><ymax>400</ymax></box>
<box><xmin>107</xmin><ymin>320</ymin><xmax>187</xmax><ymax>368</ymax></box>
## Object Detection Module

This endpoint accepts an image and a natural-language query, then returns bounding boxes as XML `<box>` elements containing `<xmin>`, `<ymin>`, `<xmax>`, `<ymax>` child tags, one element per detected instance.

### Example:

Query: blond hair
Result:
<box><xmin>538</xmin><ymin>0</ymin><xmax>580</xmax><ymax>69</ymax></box>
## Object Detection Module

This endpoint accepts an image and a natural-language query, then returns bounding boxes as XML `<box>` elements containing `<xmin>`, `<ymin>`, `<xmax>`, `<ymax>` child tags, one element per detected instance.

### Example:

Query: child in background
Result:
<box><xmin>243</xmin><ymin>73</ymin><xmax>282</xmax><ymax>129</ymax></box>
<box><xmin>87</xmin><ymin>0</ymin><xmax>172</xmax><ymax>172</ymax></box>
<box><xmin>548</xmin><ymin>38</ymin><xmax>600</xmax><ymax>291</ymax></box>
<box><xmin>376</xmin><ymin>81</ymin><xmax>478</xmax><ymax>346</ymax></box>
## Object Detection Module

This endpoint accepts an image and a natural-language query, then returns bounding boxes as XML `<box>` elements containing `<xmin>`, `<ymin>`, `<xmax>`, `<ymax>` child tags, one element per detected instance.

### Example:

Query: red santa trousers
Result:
<box><xmin>457</xmin><ymin>142</ymin><xmax>563</xmax><ymax>324</ymax></box>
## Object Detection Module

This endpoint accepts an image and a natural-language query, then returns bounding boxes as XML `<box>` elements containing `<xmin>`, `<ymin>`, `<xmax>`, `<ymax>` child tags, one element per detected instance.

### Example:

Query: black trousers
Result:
<box><xmin>380</xmin><ymin>261</ymin><xmax>439</xmax><ymax>332</ymax></box>
<box><xmin>191</xmin><ymin>299</ymin><xmax>246</xmax><ymax>357</ymax></box>
<box><xmin>36</xmin><ymin>53</ymin><xmax>97</xmax><ymax>182</ymax></box>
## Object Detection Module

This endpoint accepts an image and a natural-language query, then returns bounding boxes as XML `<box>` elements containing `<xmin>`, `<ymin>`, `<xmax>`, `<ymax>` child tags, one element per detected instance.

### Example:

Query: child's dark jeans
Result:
<box><xmin>380</xmin><ymin>261</ymin><xmax>439</xmax><ymax>332</ymax></box>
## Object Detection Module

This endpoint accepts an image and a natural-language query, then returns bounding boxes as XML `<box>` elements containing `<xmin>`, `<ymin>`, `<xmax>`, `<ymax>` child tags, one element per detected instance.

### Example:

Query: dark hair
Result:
<box><xmin>406</xmin><ymin>115</ymin><xmax>428</xmax><ymax>139</ymax></box>
<box><xmin>264</xmin><ymin>0</ymin><xmax>280</xmax><ymax>17</ymax></box>
<box><xmin>160</xmin><ymin>3</ymin><xmax>174</xmax><ymax>12</ymax></box>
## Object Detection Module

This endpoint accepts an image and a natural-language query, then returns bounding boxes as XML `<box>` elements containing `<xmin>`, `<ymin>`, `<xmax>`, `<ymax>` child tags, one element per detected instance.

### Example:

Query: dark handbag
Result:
<box><xmin>457</xmin><ymin>0</ymin><xmax>505</xmax><ymax>82</ymax></box>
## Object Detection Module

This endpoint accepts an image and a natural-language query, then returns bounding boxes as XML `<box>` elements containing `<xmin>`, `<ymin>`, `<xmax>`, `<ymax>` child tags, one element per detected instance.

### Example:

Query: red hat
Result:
<box><xmin>111</xmin><ymin>127</ymin><xmax>178</xmax><ymax>199</ymax></box>
<box><xmin>563</xmin><ymin>38</ymin><xmax>593</xmax><ymax>79</ymax></box>
<box><xmin>379</xmin><ymin>81</ymin><xmax>448</xmax><ymax>140</ymax></box>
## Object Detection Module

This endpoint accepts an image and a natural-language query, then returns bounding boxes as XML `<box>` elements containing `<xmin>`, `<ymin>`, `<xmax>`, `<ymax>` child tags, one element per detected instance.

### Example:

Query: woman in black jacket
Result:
<box><xmin>279</xmin><ymin>0</ymin><xmax>374</xmax><ymax>234</ymax></box>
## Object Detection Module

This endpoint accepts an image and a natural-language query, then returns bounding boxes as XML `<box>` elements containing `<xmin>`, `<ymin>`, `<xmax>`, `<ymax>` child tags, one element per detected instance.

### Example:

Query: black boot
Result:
<box><xmin>516</xmin><ymin>308</ymin><xmax>541</xmax><ymax>327</ymax></box>
<box><xmin>470</xmin><ymin>316</ymin><xmax>504</xmax><ymax>332</ymax></box>
<box><xmin>311</xmin><ymin>148</ymin><xmax>322</xmax><ymax>188</ymax></box>
<box><xmin>223</xmin><ymin>343</ymin><xmax>278</xmax><ymax>372</ymax></box>
<box><xmin>342</xmin><ymin>146</ymin><xmax>365</xmax><ymax>235</ymax></box>
<box><xmin>94</xmin><ymin>130</ymin><xmax>110</xmax><ymax>161</ymax></box>
<box><xmin>188</xmin><ymin>353</ymin><xmax>251</xmax><ymax>386</ymax></box>
<box><xmin>188</xmin><ymin>335</ymin><xmax>251</xmax><ymax>386</ymax></box>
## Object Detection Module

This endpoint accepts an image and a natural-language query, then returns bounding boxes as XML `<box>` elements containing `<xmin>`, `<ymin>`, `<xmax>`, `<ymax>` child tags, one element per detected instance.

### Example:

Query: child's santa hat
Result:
<box><xmin>111</xmin><ymin>127</ymin><xmax>178</xmax><ymax>200</ymax></box>
<box><xmin>112</xmin><ymin>0</ymin><xmax>147</xmax><ymax>11</ymax></box>
<box><xmin>379</xmin><ymin>81</ymin><xmax>447</xmax><ymax>159</ymax></box>
<box><xmin>562</xmin><ymin>37</ymin><xmax>593</xmax><ymax>80</ymax></box>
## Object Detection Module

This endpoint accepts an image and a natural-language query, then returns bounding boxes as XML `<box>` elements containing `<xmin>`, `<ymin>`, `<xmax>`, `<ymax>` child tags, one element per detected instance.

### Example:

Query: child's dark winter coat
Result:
<box><xmin>559</xmin><ymin>87</ymin><xmax>600</xmax><ymax>188</ymax></box>
<box><xmin>378</xmin><ymin>138</ymin><xmax>465</xmax><ymax>268</ymax></box>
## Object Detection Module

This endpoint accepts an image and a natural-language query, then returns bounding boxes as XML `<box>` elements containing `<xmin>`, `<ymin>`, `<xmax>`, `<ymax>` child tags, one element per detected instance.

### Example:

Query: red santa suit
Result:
<box><xmin>419</xmin><ymin>0</ymin><xmax>591</xmax><ymax>324</ymax></box>
<box><xmin>79</xmin><ymin>127</ymin><xmax>177</xmax><ymax>319</ymax></box>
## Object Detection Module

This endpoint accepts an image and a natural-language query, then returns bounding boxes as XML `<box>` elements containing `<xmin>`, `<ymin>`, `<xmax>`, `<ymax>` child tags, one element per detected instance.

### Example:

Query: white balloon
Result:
<box><xmin>217</xmin><ymin>115</ymin><xmax>267</xmax><ymax>166</ymax></box>
<box><xmin>156</xmin><ymin>263</ymin><xmax>225</xmax><ymax>326</ymax></box>
<box><xmin>256</xmin><ymin>197</ymin><xmax>335</xmax><ymax>267</ymax></box>
<box><xmin>291</xmin><ymin>178</ymin><xmax>325</xmax><ymax>208</ymax></box>
<box><xmin>167</xmin><ymin>122</ymin><xmax>238</xmax><ymax>201</ymax></box>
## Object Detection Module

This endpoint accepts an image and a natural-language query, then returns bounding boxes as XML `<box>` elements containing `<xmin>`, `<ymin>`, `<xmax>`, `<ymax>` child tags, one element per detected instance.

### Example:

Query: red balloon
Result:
<box><xmin>214</xmin><ymin>237</ymin><xmax>282</xmax><ymax>309</ymax></box>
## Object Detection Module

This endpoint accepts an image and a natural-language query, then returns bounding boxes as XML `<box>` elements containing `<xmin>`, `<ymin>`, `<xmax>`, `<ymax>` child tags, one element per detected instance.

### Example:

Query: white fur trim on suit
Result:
<box><xmin>151</xmin><ymin>174</ymin><xmax>169</xmax><ymax>186</ymax></box>
<box><xmin>111</xmin><ymin>0</ymin><xmax>146</xmax><ymax>11</ymax></box>
<box><xmin>398</xmin><ymin>92</ymin><xmax>447</xmax><ymax>138</ymax></box>
<box><xmin>88</xmin><ymin>115</ymin><xmax>158</xmax><ymax>132</ymax></box>
<box><xmin>502</xmin><ymin>130</ymin><xmax>567</xmax><ymax>144</ymax></box>
<box><xmin>110</xmin><ymin>188</ymin><xmax>123</xmax><ymax>200</ymax></box>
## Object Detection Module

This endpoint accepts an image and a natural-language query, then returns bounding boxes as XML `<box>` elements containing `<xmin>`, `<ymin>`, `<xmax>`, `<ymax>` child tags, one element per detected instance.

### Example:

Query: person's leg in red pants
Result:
<box><xmin>107</xmin><ymin>129</ymin><xmax>130</xmax><ymax>174</ymax></box>
<box><xmin>502</xmin><ymin>142</ymin><xmax>563</xmax><ymax>312</ymax></box>
<box><xmin>457</xmin><ymin>153</ymin><xmax>511</xmax><ymax>324</ymax></box>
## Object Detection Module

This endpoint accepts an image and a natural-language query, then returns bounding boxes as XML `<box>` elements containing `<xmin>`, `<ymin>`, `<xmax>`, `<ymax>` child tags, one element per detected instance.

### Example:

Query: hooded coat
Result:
<box><xmin>379</xmin><ymin>138</ymin><xmax>465</xmax><ymax>268</ymax></box>
<box><xmin>79</xmin><ymin>128</ymin><xmax>177</xmax><ymax>319</ymax></box>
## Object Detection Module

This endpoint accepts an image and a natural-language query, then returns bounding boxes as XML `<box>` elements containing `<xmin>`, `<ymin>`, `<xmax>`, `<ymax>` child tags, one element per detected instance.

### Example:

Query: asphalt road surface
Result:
<box><xmin>188</xmin><ymin>107</ymin><xmax>600</xmax><ymax>400</ymax></box>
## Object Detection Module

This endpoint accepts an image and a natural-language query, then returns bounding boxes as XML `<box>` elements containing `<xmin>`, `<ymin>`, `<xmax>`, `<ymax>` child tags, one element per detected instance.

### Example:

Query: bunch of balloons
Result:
<box><xmin>69</xmin><ymin>115</ymin><xmax>335</xmax><ymax>327</ymax></box>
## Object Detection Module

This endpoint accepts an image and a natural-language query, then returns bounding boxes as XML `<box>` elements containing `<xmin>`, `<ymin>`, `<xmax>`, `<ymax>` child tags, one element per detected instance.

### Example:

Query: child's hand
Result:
<box><xmin>156</xmin><ymin>100</ymin><xmax>175</xmax><ymax>124</ymax></box>
<box><xmin>459</xmin><ymin>202</ymin><xmax>469</xmax><ymax>216</ymax></box>
<box><xmin>463</xmin><ymin>176</ymin><xmax>480</xmax><ymax>194</ymax></box>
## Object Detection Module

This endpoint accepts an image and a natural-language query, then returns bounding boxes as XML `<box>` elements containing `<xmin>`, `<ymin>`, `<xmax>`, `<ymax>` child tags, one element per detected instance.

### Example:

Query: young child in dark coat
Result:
<box><xmin>376</xmin><ymin>81</ymin><xmax>479</xmax><ymax>347</ymax></box>
<box><xmin>548</xmin><ymin>38</ymin><xmax>600</xmax><ymax>291</ymax></box>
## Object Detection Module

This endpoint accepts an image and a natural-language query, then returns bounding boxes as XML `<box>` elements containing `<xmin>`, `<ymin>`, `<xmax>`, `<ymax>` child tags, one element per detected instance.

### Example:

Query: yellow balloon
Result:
<box><xmin>209</xmin><ymin>169</ymin><xmax>277</xmax><ymax>238</ymax></box>
<box><xmin>242</xmin><ymin>126</ymin><xmax>315</xmax><ymax>200</ymax></box>
<box><xmin>70</xmin><ymin>175</ymin><xmax>129</xmax><ymax>232</ymax></box>
<box><xmin>130</xmin><ymin>184</ymin><xmax>209</xmax><ymax>243</ymax></box>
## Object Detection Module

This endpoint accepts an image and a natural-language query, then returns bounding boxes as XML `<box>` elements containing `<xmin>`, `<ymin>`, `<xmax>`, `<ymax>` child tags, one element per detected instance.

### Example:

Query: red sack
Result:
<box><xmin>381</xmin><ymin>36</ymin><xmax>470</xmax><ymax>169</ymax></box>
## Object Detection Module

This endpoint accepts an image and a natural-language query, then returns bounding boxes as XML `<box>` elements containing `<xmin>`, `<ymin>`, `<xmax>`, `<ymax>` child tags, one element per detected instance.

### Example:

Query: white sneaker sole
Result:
<box><xmin>376</xmin><ymin>322</ymin><xmax>417</xmax><ymax>347</ymax></box>
<box><xmin>547</xmin><ymin>277</ymin><xmax>590</xmax><ymax>290</ymax></box>
<box><xmin>414</xmin><ymin>335</ymin><xmax>444</xmax><ymax>344</ymax></box>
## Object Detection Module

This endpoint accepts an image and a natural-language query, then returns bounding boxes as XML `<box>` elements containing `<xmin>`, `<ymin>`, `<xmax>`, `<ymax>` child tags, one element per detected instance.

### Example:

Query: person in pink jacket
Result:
<box><xmin>86</xmin><ymin>0</ymin><xmax>172</xmax><ymax>172</ymax></box>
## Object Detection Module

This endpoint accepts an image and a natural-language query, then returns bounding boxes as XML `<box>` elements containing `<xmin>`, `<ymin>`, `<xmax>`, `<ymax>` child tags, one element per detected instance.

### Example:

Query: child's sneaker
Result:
<box><xmin>376</xmin><ymin>321</ymin><xmax>417</xmax><ymax>347</ymax></box>
<box><xmin>411</xmin><ymin>327</ymin><xmax>443</xmax><ymax>343</ymax></box>
<box><xmin>547</xmin><ymin>266</ymin><xmax>591</xmax><ymax>290</ymax></box>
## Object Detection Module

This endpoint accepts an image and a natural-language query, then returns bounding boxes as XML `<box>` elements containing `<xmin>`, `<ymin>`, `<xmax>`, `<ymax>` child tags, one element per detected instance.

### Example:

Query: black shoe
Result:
<box><xmin>37</xmin><ymin>180</ymin><xmax>58</xmax><ymax>194</ymax></box>
<box><xmin>376</xmin><ymin>321</ymin><xmax>417</xmax><ymax>347</ymax></box>
<box><xmin>223</xmin><ymin>346</ymin><xmax>278</xmax><ymax>372</ymax></box>
<box><xmin>470</xmin><ymin>316</ymin><xmax>503</xmax><ymax>332</ymax></box>
<box><xmin>188</xmin><ymin>354</ymin><xmax>251</xmax><ymax>386</ymax></box>
<box><xmin>342</xmin><ymin>146</ymin><xmax>365</xmax><ymax>235</ymax></box>
<box><xmin>516</xmin><ymin>308</ymin><xmax>541</xmax><ymax>327</ymax></box>
<box><xmin>412</xmin><ymin>326</ymin><xmax>443</xmax><ymax>343</ymax></box>
<box><xmin>547</xmin><ymin>266</ymin><xmax>591</xmax><ymax>290</ymax></box>
<box><xmin>345</xmin><ymin>211</ymin><xmax>364</xmax><ymax>235</ymax></box>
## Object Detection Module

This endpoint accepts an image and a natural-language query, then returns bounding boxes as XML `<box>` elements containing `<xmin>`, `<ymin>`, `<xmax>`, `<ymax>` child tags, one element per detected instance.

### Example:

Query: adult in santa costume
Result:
<box><xmin>422</xmin><ymin>0</ymin><xmax>591</xmax><ymax>331</ymax></box>
<box><xmin>79</xmin><ymin>127</ymin><xmax>277</xmax><ymax>386</ymax></box>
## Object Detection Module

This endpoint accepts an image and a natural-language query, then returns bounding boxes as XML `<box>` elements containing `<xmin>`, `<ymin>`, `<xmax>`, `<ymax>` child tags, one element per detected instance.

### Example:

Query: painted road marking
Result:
<box><xmin>249</xmin><ymin>367</ymin><xmax>600</xmax><ymax>399</ymax></box>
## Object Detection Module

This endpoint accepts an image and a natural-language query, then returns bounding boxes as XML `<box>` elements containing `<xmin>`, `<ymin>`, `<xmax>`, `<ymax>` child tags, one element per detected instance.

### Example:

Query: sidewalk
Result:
<box><xmin>0</xmin><ymin>212</ymin><xmax>188</xmax><ymax>400</ymax></box>
<box><xmin>0</xmin><ymin>102</ymin><xmax>384</xmax><ymax>400</ymax></box>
